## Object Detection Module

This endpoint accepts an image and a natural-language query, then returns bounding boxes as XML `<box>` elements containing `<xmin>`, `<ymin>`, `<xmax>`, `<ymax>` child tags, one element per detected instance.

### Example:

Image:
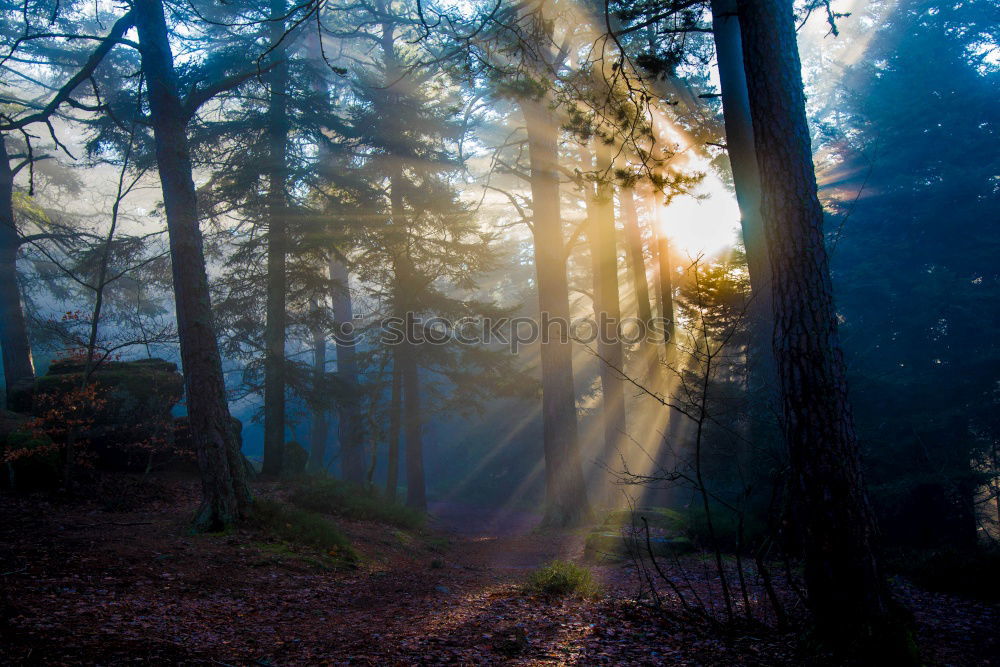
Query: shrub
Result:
<box><xmin>894</xmin><ymin>545</ymin><xmax>1000</xmax><ymax>600</ymax></box>
<box><xmin>287</xmin><ymin>478</ymin><xmax>424</xmax><ymax>530</ymax></box>
<box><xmin>528</xmin><ymin>560</ymin><xmax>600</xmax><ymax>598</ymax></box>
<box><xmin>252</xmin><ymin>498</ymin><xmax>356</xmax><ymax>561</ymax></box>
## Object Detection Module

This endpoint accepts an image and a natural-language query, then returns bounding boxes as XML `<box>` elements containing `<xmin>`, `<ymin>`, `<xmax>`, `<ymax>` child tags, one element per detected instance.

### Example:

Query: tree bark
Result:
<box><xmin>307</xmin><ymin>299</ymin><xmax>328</xmax><ymax>473</ymax></box>
<box><xmin>399</xmin><ymin>340</ymin><xmax>425</xmax><ymax>510</ymax></box>
<box><xmin>330</xmin><ymin>254</ymin><xmax>366</xmax><ymax>483</ymax></box>
<box><xmin>0</xmin><ymin>135</ymin><xmax>35</xmax><ymax>404</ymax></box>
<box><xmin>619</xmin><ymin>186</ymin><xmax>653</xmax><ymax>327</ymax></box>
<box><xmin>650</xmin><ymin>195</ymin><xmax>676</xmax><ymax>351</ymax></box>
<box><xmin>134</xmin><ymin>0</ymin><xmax>252</xmax><ymax>530</ymax></box>
<box><xmin>711</xmin><ymin>0</ymin><xmax>778</xmax><ymax>419</ymax></box>
<box><xmin>585</xmin><ymin>149</ymin><xmax>626</xmax><ymax>499</ymax></box>
<box><xmin>522</xmin><ymin>99</ymin><xmax>590</xmax><ymax>526</ymax></box>
<box><xmin>737</xmin><ymin>0</ymin><xmax>906</xmax><ymax>653</ymax></box>
<box><xmin>385</xmin><ymin>359</ymin><xmax>402</xmax><ymax>501</ymax></box>
<box><xmin>261</xmin><ymin>0</ymin><xmax>289</xmax><ymax>477</ymax></box>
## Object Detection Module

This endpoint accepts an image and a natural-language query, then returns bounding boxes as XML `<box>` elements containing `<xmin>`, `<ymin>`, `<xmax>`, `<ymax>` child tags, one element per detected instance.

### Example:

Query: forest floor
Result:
<box><xmin>0</xmin><ymin>476</ymin><xmax>996</xmax><ymax>665</ymax></box>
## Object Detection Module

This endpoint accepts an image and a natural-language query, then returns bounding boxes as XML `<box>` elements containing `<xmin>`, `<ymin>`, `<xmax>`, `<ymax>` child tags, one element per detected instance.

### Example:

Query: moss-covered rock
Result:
<box><xmin>584</xmin><ymin>507</ymin><xmax>692</xmax><ymax>562</ymax></box>
<box><xmin>26</xmin><ymin>358</ymin><xmax>183</xmax><ymax>426</ymax></box>
<box><xmin>600</xmin><ymin>507</ymin><xmax>687</xmax><ymax>532</ymax></box>
<box><xmin>282</xmin><ymin>441</ymin><xmax>309</xmax><ymax>477</ymax></box>
<box><xmin>8</xmin><ymin>358</ymin><xmax>183</xmax><ymax>472</ymax></box>
<box><xmin>0</xmin><ymin>410</ymin><xmax>59</xmax><ymax>492</ymax></box>
<box><xmin>584</xmin><ymin>530</ymin><xmax>693</xmax><ymax>562</ymax></box>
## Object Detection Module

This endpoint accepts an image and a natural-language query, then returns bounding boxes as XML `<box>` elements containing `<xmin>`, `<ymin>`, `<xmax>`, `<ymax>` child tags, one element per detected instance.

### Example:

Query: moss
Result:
<box><xmin>601</xmin><ymin>507</ymin><xmax>687</xmax><ymax>532</ymax></box>
<box><xmin>287</xmin><ymin>478</ymin><xmax>425</xmax><ymax>530</ymax></box>
<box><xmin>527</xmin><ymin>560</ymin><xmax>600</xmax><ymax>598</ymax></box>
<box><xmin>584</xmin><ymin>530</ymin><xmax>693</xmax><ymax>562</ymax></box>
<box><xmin>282</xmin><ymin>441</ymin><xmax>308</xmax><ymax>477</ymax></box>
<box><xmin>0</xmin><ymin>425</ymin><xmax>59</xmax><ymax>492</ymax></box>
<box><xmin>252</xmin><ymin>498</ymin><xmax>356</xmax><ymax>562</ymax></box>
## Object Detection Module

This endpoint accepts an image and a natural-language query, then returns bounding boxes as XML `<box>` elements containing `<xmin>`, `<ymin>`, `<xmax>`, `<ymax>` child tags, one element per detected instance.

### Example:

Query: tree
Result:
<box><xmin>262</xmin><ymin>0</ymin><xmax>291</xmax><ymax>477</ymax></box>
<box><xmin>134</xmin><ymin>0</ymin><xmax>252</xmax><ymax>530</ymax></box>
<box><xmin>0</xmin><ymin>6</ymin><xmax>136</xmax><ymax>404</ymax></box>
<box><xmin>736</xmin><ymin>0</ymin><xmax>907</xmax><ymax>654</ymax></box>
<box><xmin>822</xmin><ymin>0</ymin><xmax>1000</xmax><ymax>551</ymax></box>
<box><xmin>709</xmin><ymin>0</ymin><xmax>776</xmax><ymax>408</ymax></box>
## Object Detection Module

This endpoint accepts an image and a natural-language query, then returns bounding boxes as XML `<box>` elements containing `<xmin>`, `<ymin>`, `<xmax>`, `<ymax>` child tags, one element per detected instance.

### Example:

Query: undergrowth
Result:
<box><xmin>287</xmin><ymin>478</ymin><xmax>425</xmax><ymax>530</ymax></box>
<box><xmin>253</xmin><ymin>498</ymin><xmax>356</xmax><ymax>561</ymax></box>
<box><xmin>528</xmin><ymin>560</ymin><xmax>600</xmax><ymax>598</ymax></box>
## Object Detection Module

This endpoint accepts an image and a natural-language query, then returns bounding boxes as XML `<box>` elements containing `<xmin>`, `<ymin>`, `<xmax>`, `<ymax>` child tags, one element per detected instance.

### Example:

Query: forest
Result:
<box><xmin>0</xmin><ymin>0</ymin><xmax>997</xmax><ymax>663</ymax></box>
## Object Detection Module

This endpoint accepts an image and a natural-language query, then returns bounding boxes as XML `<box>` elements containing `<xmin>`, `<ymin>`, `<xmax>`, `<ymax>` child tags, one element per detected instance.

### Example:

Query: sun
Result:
<box><xmin>659</xmin><ymin>175</ymin><xmax>741</xmax><ymax>257</ymax></box>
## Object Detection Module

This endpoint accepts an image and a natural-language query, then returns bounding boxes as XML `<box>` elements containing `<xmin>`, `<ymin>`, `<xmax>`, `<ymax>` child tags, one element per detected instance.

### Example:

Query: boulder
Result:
<box><xmin>584</xmin><ymin>530</ymin><xmax>693</xmax><ymax>562</ymax></box>
<box><xmin>282</xmin><ymin>441</ymin><xmax>308</xmax><ymax>477</ymax></box>
<box><xmin>0</xmin><ymin>409</ymin><xmax>58</xmax><ymax>492</ymax></box>
<box><xmin>10</xmin><ymin>358</ymin><xmax>183</xmax><ymax>471</ymax></box>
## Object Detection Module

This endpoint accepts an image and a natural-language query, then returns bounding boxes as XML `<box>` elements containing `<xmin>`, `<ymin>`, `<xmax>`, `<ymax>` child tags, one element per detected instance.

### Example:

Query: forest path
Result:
<box><xmin>2</xmin><ymin>486</ymin><xmax>993</xmax><ymax>664</ymax></box>
<box><xmin>427</xmin><ymin>500</ymin><xmax>588</xmax><ymax>572</ymax></box>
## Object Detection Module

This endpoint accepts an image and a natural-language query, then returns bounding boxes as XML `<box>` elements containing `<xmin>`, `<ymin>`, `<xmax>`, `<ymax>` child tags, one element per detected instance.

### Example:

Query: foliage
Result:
<box><xmin>819</xmin><ymin>0</ymin><xmax>1000</xmax><ymax>549</ymax></box>
<box><xmin>251</xmin><ymin>498</ymin><xmax>356</xmax><ymax>561</ymax></box>
<box><xmin>527</xmin><ymin>560</ymin><xmax>600</xmax><ymax>598</ymax></box>
<box><xmin>892</xmin><ymin>545</ymin><xmax>1000</xmax><ymax>601</ymax></box>
<box><xmin>287</xmin><ymin>478</ymin><xmax>425</xmax><ymax>530</ymax></box>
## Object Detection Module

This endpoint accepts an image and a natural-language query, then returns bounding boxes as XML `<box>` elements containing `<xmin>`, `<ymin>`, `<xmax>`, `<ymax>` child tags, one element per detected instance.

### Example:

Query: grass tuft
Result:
<box><xmin>252</xmin><ymin>498</ymin><xmax>356</xmax><ymax>561</ymax></box>
<box><xmin>287</xmin><ymin>478</ymin><xmax>425</xmax><ymax>530</ymax></box>
<box><xmin>528</xmin><ymin>560</ymin><xmax>600</xmax><ymax>598</ymax></box>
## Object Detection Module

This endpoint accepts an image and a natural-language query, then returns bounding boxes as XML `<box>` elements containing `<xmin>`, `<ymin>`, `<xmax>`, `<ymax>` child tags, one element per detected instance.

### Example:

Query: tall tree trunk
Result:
<box><xmin>399</xmin><ymin>341</ymin><xmax>425</xmax><ymax>510</ymax></box>
<box><xmin>307</xmin><ymin>299</ymin><xmax>328</xmax><ymax>473</ymax></box>
<box><xmin>262</xmin><ymin>0</ymin><xmax>289</xmax><ymax>477</ymax></box>
<box><xmin>711</xmin><ymin>0</ymin><xmax>779</xmax><ymax>428</ymax></box>
<box><xmin>330</xmin><ymin>254</ymin><xmax>366</xmax><ymax>483</ymax></box>
<box><xmin>737</xmin><ymin>0</ymin><xmax>907</xmax><ymax>654</ymax></box>
<box><xmin>585</xmin><ymin>149</ymin><xmax>626</xmax><ymax>500</ymax></box>
<box><xmin>385</xmin><ymin>360</ymin><xmax>402</xmax><ymax>501</ymax></box>
<box><xmin>522</xmin><ymin>99</ymin><xmax>590</xmax><ymax>526</ymax></box>
<box><xmin>620</xmin><ymin>187</ymin><xmax>653</xmax><ymax>327</ymax></box>
<box><xmin>134</xmin><ymin>0</ymin><xmax>251</xmax><ymax>531</ymax></box>
<box><xmin>0</xmin><ymin>136</ymin><xmax>35</xmax><ymax>405</ymax></box>
<box><xmin>649</xmin><ymin>195</ymin><xmax>676</xmax><ymax>351</ymax></box>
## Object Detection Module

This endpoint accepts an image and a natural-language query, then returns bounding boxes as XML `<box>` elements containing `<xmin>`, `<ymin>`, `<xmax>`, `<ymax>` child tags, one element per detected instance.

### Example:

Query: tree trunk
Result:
<box><xmin>737</xmin><ymin>0</ymin><xmax>907</xmax><ymax>654</ymax></box>
<box><xmin>385</xmin><ymin>360</ymin><xmax>402</xmax><ymax>501</ymax></box>
<box><xmin>0</xmin><ymin>136</ymin><xmax>35</xmax><ymax>405</ymax></box>
<box><xmin>399</xmin><ymin>342</ymin><xmax>425</xmax><ymax>510</ymax></box>
<box><xmin>711</xmin><ymin>0</ymin><xmax>779</xmax><ymax>427</ymax></box>
<box><xmin>262</xmin><ymin>0</ymin><xmax>289</xmax><ymax>477</ymax></box>
<box><xmin>522</xmin><ymin>99</ymin><xmax>590</xmax><ymax>526</ymax></box>
<box><xmin>620</xmin><ymin>187</ymin><xmax>653</xmax><ymax>327</ymax></box>
<box><xmin>307</xmin><ymin>299</ymin><xmax>328</xmax><ymax>473</ymax></box>
<box><xmin>585</xmin><ymin>149</ymin><xmax>626</xmax><ymax>501</ymax></box>
<box><xmin>650</xmin><ymin>195</ymin><xmax>676</xmax><ymax>351</ymax></box>
<box><xmin>134</xmin><ymin>0</ymin><xmax>251</xmax><ymax>531</ymax></box>
<box><xmin>330</xmin><ymin>254</ymin><xmax>366</xmax><ymax>483</ymax></box>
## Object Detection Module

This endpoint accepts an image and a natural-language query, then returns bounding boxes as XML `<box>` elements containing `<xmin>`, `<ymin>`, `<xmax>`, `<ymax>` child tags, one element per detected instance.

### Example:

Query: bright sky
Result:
<box><xmin>661</xmin><ymin>175</ymin><xmax>741</xmax><ymax>257</ymax></box>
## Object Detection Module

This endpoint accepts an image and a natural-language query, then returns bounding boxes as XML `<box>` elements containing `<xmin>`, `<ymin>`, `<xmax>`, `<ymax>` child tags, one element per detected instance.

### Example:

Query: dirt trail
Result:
<box><xmin>3</xmin><ymin>487</ymin><xmax>995</xmax><ymax>665</ymax></box>
<box><xmin>428</xmin><ymin>501</ymin><xmax>588</xmax><ymax>572</ymax></box>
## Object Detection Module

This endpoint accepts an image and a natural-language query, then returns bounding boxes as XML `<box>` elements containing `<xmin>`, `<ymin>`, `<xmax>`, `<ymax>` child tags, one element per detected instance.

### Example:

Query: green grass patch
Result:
<box><xmin>287</xmin><ymin>478</ymin><xmax>425</xmax><ymax>530</ymax></box>
<box><xmin>527</xmin><ymin>560</ymin><xmax>600</xmax><ymax>598</ymax></box>
<box><xmin>600</xmin><ymin>507</ymin><xmax>686</xmax><ymax>532</ymax></box>
<box><xmin>252</xmin><ymin>498</ymin><xmax>356</xmax><ymax>561</ymax></box>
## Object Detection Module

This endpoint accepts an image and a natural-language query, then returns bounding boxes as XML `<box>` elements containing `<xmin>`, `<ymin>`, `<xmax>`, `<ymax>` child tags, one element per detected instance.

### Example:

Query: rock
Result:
<box><xmin>492</xmin><ymin>626</ymin><xmax>528</xmax><ymax>657</ymax></box>
<box><xmin>0</xmin><ymin>409</ymin><xmax>29</xmax><ymax>440</ymax></box>
<box><xmin>0</xmin><ymin>409</ymin><xmax>58</xmax><ymax>492</ymax></box>
<box><xmin>584</xmin><ymin>530</ymin><xmax>693</xmax><ymax>563</ymax></box>
<box><xmin>10</xmin><ymin>358</ymin><xmax>184</xmax><ymax>471</ymax></box>
<box><xmin>282</xmin><ymin>440</ymin><xmax>308</xmax><ymax>476</ymax></box>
